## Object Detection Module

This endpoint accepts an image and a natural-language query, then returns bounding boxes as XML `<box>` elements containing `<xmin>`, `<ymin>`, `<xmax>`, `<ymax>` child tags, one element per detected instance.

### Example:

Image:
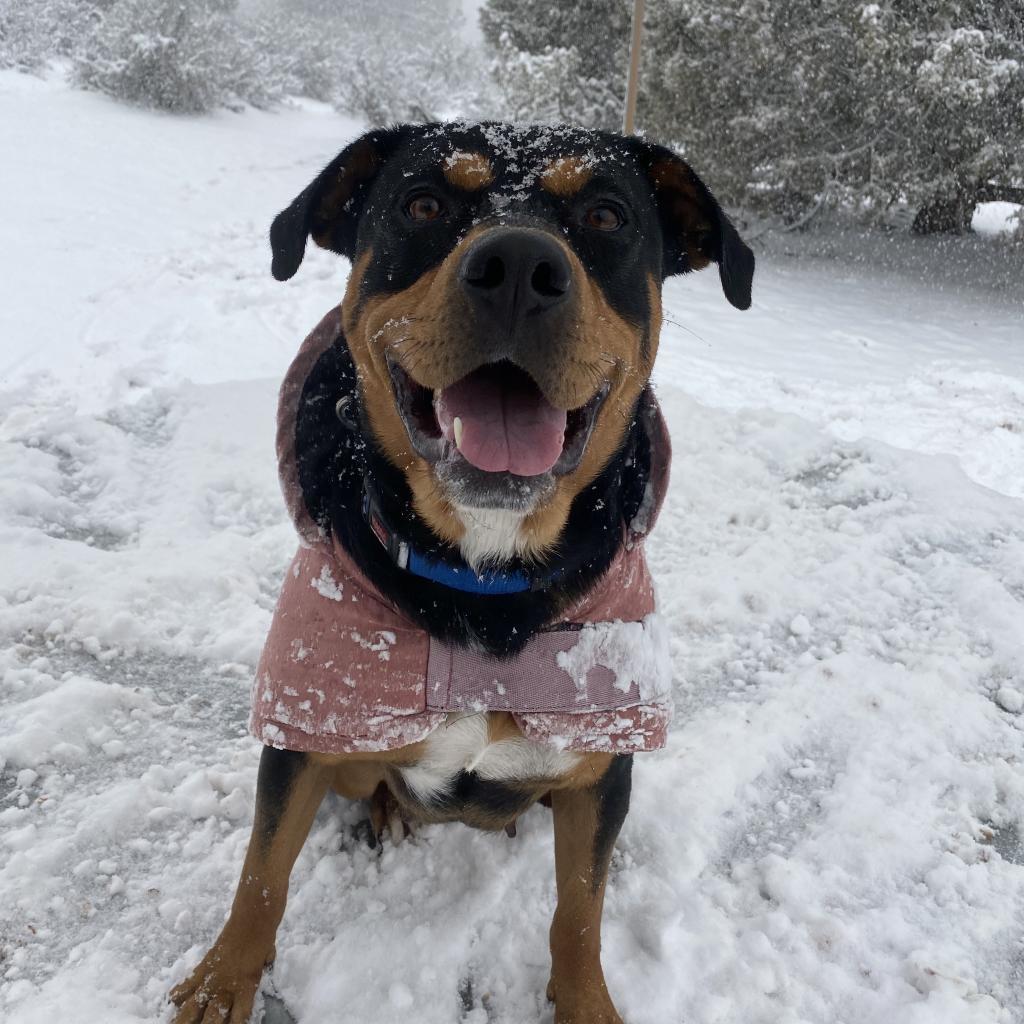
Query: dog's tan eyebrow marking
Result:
<box><xmin>442</xmin><ymin>151</ymin><xmax>495</xmax><ymax>191</ymax></box>
<box><xmin>539</xmin><ymin>156</ymin><xmax>593</xmax><ymax>198</ymax></box>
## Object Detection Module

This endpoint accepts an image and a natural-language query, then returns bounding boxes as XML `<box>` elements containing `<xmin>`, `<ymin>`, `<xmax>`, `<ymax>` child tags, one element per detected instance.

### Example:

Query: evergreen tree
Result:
<box><xmin>641</xmin><ymin>0</ymin><xmax>1024</xmax><ymax>231</ymax></box>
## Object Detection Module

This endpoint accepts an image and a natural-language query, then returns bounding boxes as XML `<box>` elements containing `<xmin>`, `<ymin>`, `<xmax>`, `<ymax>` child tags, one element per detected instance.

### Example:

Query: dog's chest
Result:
<box><xmin>397</xmin><ymin>712</ymin><xmax>580</xmax><ymax>801</ymax></box>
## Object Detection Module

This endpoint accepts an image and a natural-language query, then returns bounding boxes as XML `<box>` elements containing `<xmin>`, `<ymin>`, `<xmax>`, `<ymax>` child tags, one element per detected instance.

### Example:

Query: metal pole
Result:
<box><xmin>623</xmin><ymin>0</ymin><xmax>645</xmax><ymax>135</ymax></box>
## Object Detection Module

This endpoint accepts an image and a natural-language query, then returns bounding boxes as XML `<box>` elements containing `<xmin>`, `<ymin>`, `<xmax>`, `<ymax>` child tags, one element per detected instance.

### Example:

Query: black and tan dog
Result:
<box><xmin>170</xmin><ymin>123</ymin><xmax>753</xmax><ymax>1024</ymax></box>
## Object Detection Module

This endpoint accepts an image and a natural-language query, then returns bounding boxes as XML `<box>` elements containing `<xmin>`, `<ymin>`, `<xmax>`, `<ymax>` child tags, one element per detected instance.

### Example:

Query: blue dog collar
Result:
<box><xmin>405</xmin><ymin>547</ymin><xmax>535</xmax><ymax>595</ymax></box>
<box><xmin>361</xmin><ymin>486</ymin><xmax>539</xmax><ymax>595</ymax></box>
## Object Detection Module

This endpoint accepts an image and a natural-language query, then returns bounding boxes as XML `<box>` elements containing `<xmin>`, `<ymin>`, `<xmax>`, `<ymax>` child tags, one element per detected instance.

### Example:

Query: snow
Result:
<box><xmin>995</xmin><ymin>687</ymin><xmax>1024</xmax><ymax>714</ymax></box>
<box><xmin>310</xmin><ymin>566</ymin><xmax>344</xmax><ymax>602</ymax></box>
<box><xmin>2</xmin><ymin>70</ymin><xmax>1024</xmax><ymax>1024</ymax></box>
<box><xmin>974</xmin><ymin>202</ymin><xmax>1022</xmax><ymax>238</ymax></box>
<box><xmin>556</xmin><ymin>614</ymin><xmax>672</xmax><ymax>701</ymax></box>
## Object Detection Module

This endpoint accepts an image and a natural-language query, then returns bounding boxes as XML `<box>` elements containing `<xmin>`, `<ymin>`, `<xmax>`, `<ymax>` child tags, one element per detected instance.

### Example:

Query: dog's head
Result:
<box><xmin>271</xmin><ymin>123</ymin><xmax>753</xmax><ymax>560</ymax></box>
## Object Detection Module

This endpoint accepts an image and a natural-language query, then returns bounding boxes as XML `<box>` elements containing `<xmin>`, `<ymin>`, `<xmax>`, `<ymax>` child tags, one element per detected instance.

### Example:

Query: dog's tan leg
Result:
<box><xmin>169</xmin><ymin>747</ymin><xmax>330</xmax><ymax>1024</ymax></box>
<box><xmin>547</xmin><ymin>755</ymin><xmax>632</xmax><ymax>1024</ymax></box>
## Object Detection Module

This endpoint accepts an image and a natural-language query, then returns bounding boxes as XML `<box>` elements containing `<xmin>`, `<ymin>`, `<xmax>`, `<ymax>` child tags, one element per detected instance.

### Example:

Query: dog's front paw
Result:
<box><xmin>546</xmin><ymin>977</ymin><xmax>624</xmax><ymax>1024</ymax></box>
<box><xmin>368</xmin><ymin>780</ymin><xmax>414</xmax><ymax>845</ymax></box>
<box><xmin>554</xmin><ymin>1002</ymin><xmax>624</xmax><ymax>1024</ymax></box>
<box><xmin>169</xmin><ymin>941</ymin><xmax>270</xmax><ymax>1024</ymax></box>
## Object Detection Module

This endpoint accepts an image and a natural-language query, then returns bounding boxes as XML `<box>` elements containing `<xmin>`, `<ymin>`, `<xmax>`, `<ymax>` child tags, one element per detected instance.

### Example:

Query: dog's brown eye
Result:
<box><xmin>584</xmin><ymin>205</ymin><xmax>623</xmax><ymax>231</ymax></box>
<box><xmin>406</xmin><ymin>195</ymin><xmax>443</xmax><ymax>222</ymax></box>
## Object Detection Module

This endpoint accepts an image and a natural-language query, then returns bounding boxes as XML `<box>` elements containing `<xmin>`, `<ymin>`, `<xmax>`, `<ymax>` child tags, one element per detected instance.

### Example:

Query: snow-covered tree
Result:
<box><xmin>480</xmin><ymin>0</ymin><xmax>631</xmax><ymax>129</ymax></box>
<box><xmin>641</xmin><ymin>0</ymin><xmax>1024</xmax><ymax>231</ymax></box>
<box><xmin>333</xmin><ymin>15</ymin><xmax>494</xmax><ymax>124</ymax></box>
<box><xmin>73</xmin><ymin>0</ymin><xmax>264</xmax><ymax>113</ymax></box>
<box><xmin>8</xmin><ymin>0</ymin><xmax>489</xmax><ymax>120</ymax></box>
<box><xmin>0</xmin><ymin>0</ymin><xmax>96</xmax><ymax>71</ymax></box>
<box><xmin>246</xmin><ymin>0</ymin><xmax>486</xmax><ymax>121</ymax></box>
<box><xmin>906</xmin><ymin>7</ymin><xmax>1024</xmax><ymax>231</ymax></box>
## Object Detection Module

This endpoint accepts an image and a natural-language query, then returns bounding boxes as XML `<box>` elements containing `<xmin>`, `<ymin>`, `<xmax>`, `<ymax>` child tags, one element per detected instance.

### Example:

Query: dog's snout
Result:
<box><xmin>459</xmin><ymin>228</ymin><xmax>572</xmax><ymax>323</ymax></box>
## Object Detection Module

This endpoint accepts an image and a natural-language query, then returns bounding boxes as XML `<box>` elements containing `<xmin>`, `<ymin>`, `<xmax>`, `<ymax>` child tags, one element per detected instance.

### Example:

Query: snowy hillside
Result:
<box><xmin>2</xmin><ymin>71</ymin><xmax>1024</xmax><ymax>1024</ymax></box>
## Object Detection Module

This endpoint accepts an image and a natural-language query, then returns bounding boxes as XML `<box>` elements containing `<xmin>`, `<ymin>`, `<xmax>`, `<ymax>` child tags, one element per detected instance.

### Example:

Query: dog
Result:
<box><xmin>170</xmin><ymin>122</ymin><xmax>753</xmax><ymax>1024</ymax></box>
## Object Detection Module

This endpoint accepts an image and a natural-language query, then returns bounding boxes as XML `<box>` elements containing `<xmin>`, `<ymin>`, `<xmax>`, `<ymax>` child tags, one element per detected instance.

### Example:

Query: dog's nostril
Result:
<box><xmin>465</xmin><ymin>255</ymin><xmax>505</xmax><ymax>290</ymax></box>
<box><xmin>531</xmin><ymin>260</ymin><xmax>567</xmax><ymax>299</ymax></box>
<box><xmin>460</xmin><ymin>229</ymin><xmax>572</xmax><ymax>317</ymax></box>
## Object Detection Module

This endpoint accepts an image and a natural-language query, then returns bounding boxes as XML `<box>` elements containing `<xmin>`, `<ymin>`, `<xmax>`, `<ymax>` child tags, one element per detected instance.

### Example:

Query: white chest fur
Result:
<box><xmin>398</xmin><ymin>713</ymin><xmax>581</xmax><ymax>802</ymax></box>
<box><xmin>454</xmin><ymin>505</ymin><xmax>530</xmax><ymax>570</ymax></box>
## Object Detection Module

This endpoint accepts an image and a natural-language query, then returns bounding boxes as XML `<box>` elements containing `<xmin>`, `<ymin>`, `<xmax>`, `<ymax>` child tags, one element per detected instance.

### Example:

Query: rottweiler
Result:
<box><xmin>170</xmin><ymin>122</ymin><xmax>753</xmax><ymax>1024</ymax></box>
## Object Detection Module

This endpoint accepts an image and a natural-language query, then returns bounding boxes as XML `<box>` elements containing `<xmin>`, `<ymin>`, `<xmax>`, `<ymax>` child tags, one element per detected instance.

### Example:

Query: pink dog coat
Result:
<box><xmin>250</xmin><ymin>309</ymin><xmax>673</xmax><ymax>755</ymax></box>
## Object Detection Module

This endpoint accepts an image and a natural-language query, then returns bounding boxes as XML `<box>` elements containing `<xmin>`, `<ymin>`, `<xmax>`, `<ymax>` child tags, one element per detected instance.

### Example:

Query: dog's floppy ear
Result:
<box><xmin>270</xmin><ymin>127</ymin><xmax>403</xmax><ymax>281</ymax></box>
<box><xmin>641</xmin><ymin>143</ymin><xmax>755</xmax><ymax>310</ymax></box>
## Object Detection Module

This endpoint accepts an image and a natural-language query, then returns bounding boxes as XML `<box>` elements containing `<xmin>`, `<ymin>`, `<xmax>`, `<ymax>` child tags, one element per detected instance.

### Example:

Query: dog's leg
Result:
<box><xmin>170</xmin><ymin>747</ymin><xmax>330</xmax><ymax>1024</ymax></box>
<box><xmin>547</xmin><ymin>755</ymin><xmax>632</xmax><ymax>1024</ymax></box>
<box><xmin>367</xmin><ymin>778</ymin><xmax>415</xmax><ymax>844</ymax></box>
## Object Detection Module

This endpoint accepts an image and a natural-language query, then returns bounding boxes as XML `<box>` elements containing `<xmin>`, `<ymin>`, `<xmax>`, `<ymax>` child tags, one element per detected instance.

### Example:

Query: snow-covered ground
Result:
<box><xmin>2</xmin><ymin>70</ymin><xmax>1023</xmax><ymax>1024</ymax></box>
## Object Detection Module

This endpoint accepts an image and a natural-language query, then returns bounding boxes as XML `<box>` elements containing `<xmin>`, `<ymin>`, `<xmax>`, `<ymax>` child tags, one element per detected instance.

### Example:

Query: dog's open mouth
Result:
<box><xmin>388</xmin><ymin>357</ymin><xmax>607</xmax><ymax>478</ymax></box>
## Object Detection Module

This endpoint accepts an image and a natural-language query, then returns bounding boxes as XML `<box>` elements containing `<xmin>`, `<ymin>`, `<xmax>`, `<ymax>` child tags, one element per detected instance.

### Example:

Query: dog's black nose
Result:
<box><xmin>459</xmin><ymin>228</ymin><xmax>572</xmax><ymax>325</ymax></box>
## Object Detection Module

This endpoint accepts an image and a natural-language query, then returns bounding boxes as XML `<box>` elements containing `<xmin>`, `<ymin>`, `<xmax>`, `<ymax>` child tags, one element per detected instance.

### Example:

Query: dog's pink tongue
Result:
<box><xmin>435</xmin><ymin>367</ymin><xmax>567</xmax><ymax>476</ymax></box>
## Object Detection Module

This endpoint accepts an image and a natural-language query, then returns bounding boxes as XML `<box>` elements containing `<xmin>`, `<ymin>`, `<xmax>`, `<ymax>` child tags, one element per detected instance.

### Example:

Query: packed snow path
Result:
<box><xmin>2</xmin><ymin>72</ymin><xmax>1023</xmax><ymax>1024</ymax></box>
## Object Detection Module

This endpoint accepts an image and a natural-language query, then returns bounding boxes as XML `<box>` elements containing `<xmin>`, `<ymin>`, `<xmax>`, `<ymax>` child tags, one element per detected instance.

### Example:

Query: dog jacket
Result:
<box><xmin>250</xmin><ymin>310</ymin><xmax>674</xmax><ymax>755</ymax></box>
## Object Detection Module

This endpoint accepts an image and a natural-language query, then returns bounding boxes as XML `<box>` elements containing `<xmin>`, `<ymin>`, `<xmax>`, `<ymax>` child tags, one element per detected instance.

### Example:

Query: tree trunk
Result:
<box><xmin>911</xmin><ymin>187</ymin><xmax>977</xmax><ymax>235</ymax></box>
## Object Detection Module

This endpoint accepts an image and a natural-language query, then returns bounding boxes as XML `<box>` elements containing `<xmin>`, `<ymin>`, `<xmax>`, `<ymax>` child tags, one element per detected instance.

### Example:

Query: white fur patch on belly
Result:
<box><xmin>398</xmin><ymin>712</ymin><xmax>581</xmax><ymax>802</ymax></box>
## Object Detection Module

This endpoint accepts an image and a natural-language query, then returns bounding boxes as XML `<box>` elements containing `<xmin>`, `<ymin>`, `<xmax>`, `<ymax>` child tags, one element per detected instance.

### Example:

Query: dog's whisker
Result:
<box><xmin>661</xmin><ymin>310</ymin><xmax>709</xmax><ymax>345</ymax></box>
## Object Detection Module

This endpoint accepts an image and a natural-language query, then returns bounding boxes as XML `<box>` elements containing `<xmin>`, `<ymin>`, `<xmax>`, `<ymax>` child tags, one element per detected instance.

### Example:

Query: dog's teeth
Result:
<box><xmin>453</xmin><ymin>416</ymin><xmax>464</xmax><ymax>450</ymax></box>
